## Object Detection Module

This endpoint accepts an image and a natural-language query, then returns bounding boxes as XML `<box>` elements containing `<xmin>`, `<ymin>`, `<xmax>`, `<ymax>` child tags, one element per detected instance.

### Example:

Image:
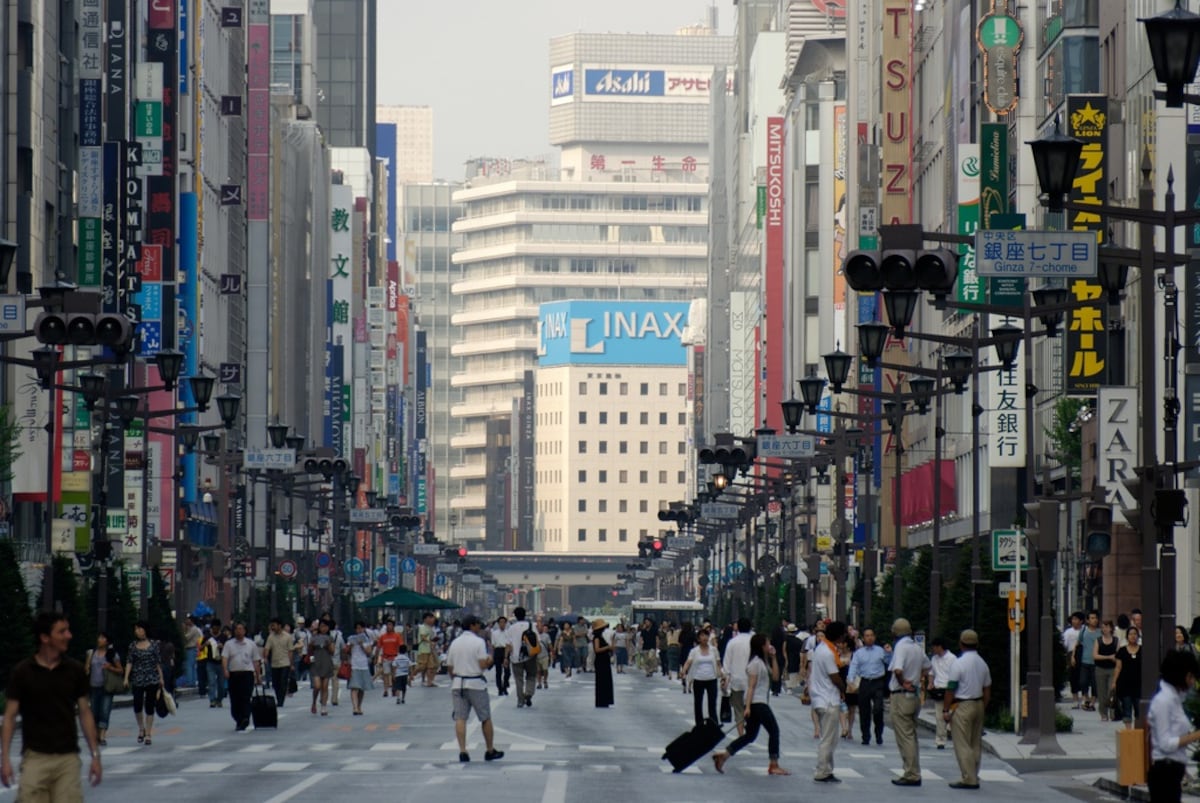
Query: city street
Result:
<box><xmin>3</xmin><ymin>669</ymin><xmax>1112</xmax><ymax>802</ymax></box>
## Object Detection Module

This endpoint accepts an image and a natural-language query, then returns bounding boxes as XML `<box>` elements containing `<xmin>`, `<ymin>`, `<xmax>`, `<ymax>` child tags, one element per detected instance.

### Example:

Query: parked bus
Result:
<box><xmin>630</xmin><ymin>599</ymin><xmax>706</xmax><ymax>627</ymax></box>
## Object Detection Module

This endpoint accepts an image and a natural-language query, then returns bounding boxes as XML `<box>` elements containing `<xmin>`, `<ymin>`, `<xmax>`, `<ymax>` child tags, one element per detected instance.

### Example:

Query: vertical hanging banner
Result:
<box><xmin>956</xmin><ymin>144</ymin><xmax>981</xmax><ymax>305</ymax></box>
<box><xmin>833</xmin><ymin>104</ymin><xmax>848</xmax><ymax>315</ymax></box>
<box><xmin>145</xmin><ymin>4</ymin><xmax>177</xmax><ymax>351</ymax></box>
<box><xmin>414</xmin><ymin>331</ymin><xmax>428</xmax><ymax>515</ymax></box>
<box><xmin>976</xmin><ymin>0</ymin><xmax>1023</xmax><ymax>118</ymax></box>
<box><xmin>247</xmin><ymin>2</ymin><xmax>270</xmax><ymax>221</ymax></box>
<box><xmin>988</xmin><ymin>341</ymin><xmax>1025</xmax><ymax>468</ymax></box>
<box><xmin>764</xmin><ymin>116</ymin><xmax>784</xmax><ymax>434</ymax></box>
<box><xmin>1186</xmin><ymin>99</ymin><xmax>1200</xmax><ymax>485</ymax></box>
<box><xmin>1097</xmin><ymin>387</ymin><xmax>1139</xmax><ymax>523</ymax></box>
<box><xmin>330</xmin><ymin>184</ymin><xmax>354</xmax><ymax>458</ymax></box>
<box><xmin>1064</xmin><ymin>95</ymin><xmax>1108</xmax><ymax>393</ymax></box>
<box><xmin>881</xmin><ymin>0</ymin><xmax>913</xmax><ymax>225</ymax></box>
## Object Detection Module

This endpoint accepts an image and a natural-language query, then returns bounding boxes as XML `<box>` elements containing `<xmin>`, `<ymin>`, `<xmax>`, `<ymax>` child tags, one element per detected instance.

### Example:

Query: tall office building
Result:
<box><xmin>270</xmin><ymin>0</ymin><xmax>320</xmax><ymax>111</ymax></box>
<box><xmin>314</xmin><ymin>0</ymin><xmax>377</xmax><ymax>153</ymax></box>
<box><xmin>378</xmin><ymin>106</ymin><xmax>434</xmax><ymax>185</ymax></box>
<box><xmin>448</xmin><ymin>31</ymin><xmax>734</xmax><ymax>545</ymax></box>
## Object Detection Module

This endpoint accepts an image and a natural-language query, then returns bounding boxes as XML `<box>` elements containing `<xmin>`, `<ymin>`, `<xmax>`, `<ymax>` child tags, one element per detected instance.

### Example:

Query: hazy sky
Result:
<box><xmin>376</xmin><ymin>0</ymin><xmax>735</xmax><ymax>181</ymax></box>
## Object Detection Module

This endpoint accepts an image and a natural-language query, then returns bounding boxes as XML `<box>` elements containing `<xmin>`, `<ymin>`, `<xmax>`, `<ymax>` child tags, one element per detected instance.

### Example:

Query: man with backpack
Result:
<box><xmin>505</xmin><ymin>607</ymin><xmax>539</xmax><ymax>708</ymax></box>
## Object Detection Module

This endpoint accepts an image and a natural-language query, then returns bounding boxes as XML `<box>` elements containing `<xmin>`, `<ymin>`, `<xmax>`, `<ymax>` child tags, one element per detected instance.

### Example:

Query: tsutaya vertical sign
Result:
<box><xmin>1097</xmin><ymin>387</ymin><xmax>1138</xmax><ymax>523</ymax></box>
<box><xmin>764</xmin><ymin>117</ymin><xmax>784</xmax><ymax>433</ymax></box>
<box><xmin>881</xmin><ymin>0</ymin><xmax>913</xmax><ymax>225</ymax></box>
<box><xmin>1065</xmin><ymin>95</ymin><xmax>1108</xmax><ymax>392</ymax></box>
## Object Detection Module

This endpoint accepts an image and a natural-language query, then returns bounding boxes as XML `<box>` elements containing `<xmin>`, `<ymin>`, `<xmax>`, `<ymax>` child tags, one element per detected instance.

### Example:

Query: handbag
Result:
<box><xmin>103</xmin><ymin>668</ymin><xmax>125</xmax><ymax>695</ymax></box>
<box><xmin>719</xmin><ymin>694</ymin><xmax>733</xmax><ymax>723</ymax></box>
<box><xmin>155</xmin><ymin>689</ymin><xmax>170</xmax><ymax>719</ymax></box>
<box><xmin>338</xmin><ymin>661</ymin><xmax>352</xmax><ymax>681</ymax></box>
<box><xmin>1109</xmin><ymin>690</ymin><xmax>1124</xmax><ymax>721</ymax></box>
<box><xmin>161</xmin><ymin>689</ymin><xmax>177</xmax><ymax>715</ymax></box>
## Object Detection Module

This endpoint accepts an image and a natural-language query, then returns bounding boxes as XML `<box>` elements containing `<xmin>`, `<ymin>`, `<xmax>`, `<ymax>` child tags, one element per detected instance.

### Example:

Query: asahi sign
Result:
<box><xmin>1097</xmin><ymin>387</ymin><xmax>1138</xmax><ymax>524</ymax></box>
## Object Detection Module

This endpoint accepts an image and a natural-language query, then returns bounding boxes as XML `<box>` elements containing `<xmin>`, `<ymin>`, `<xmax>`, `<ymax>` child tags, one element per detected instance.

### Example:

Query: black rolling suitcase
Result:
<box><xmin>662</xmin><ymin>718</ymin><xmax>725</xmax><ymax>772</ymax></box>
<box><xmin>251</xmin><ymin>684</ymin><xmax>278</xmax><ymax>729</ymax></box>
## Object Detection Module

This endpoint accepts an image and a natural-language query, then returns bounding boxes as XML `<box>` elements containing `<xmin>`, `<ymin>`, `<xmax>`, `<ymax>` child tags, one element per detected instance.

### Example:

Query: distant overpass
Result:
<box><xmin>463</xmin><ymin>551</ymin><xmax>631</xmax><ymax>588</ymax></box>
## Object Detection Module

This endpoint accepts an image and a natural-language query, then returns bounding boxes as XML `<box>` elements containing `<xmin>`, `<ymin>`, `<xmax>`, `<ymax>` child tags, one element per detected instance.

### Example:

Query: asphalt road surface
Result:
<box><xmin>2</xmin><ymin>668</ymin><xmax>1108</xmax><ymax>802</ymax></box>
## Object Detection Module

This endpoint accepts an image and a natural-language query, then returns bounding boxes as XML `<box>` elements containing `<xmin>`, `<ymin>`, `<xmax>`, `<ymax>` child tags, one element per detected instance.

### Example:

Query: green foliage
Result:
<box><xmin>938</xmin><ymin>543</ymin><xmax>1014</xmax><ymax>714</ymax></box>
<box><xmin>52</xmin><ymin>555</ymin><xmax>94</xmax><ymax>663</ymax></box>
<box><xmin>1045</xmin><ymin>397</ymin><xmax>1087</xmax><ymax>480</ymax></box>
<box><xmin>0</xmin><ymin>539</ymin><xmax>34</xmax><ymax>689</ymax></box>
<box><xmin>1055</xmin><ymin>710</ymin><xmax>1074</xmax><ymax>733</ymax></box>
<box><xmin>147</xmin><ymin>568</ymin><xmax>184</xmax><ymax>673</ymax></box>
<box><xmin>0</xmin><ymin>406</ymin><xmax>24</xmax><ymax>483</ymax></box>
<box><xmin>984</xmin><ymin>708</ymin><xmax>1015</xmax><ymax>732</ymax></box>
<box><xmin>89</xmin><ymin>563</ymin><xmax>140</xmax><ymax>651</ymax></box>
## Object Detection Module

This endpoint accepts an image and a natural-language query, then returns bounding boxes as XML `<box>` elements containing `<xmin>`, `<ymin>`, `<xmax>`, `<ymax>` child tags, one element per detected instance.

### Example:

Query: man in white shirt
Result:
<box><xmin>221</xmin><ymin>622</ymin><xmax>262</xmax><ymax>731</ymax></box>
<box><xmin>888</xmin><ymin>618</ymin><xmax>926</xmax><ymax>786</ymax></box>
<box><xmin>810</xmin><ymin>620</ymin><xmax>847</xmax><ymax>783</ymax></box>
<box><xmin>489</xmin><ymin>617</ymin><xmax>510</xmax><ymax>695</ymax></box>
<box><xmin>505</xmin><ymin>607</ymin><xmax>538</xmax><ymax>708</ymax></box>
<box><xmin>942</xmin><ymin>629</ymin><xmax>992</xmax><ymax>790</ymax></box>
<box><xmin>723</xmin><ymin>618</ymin><xmax>754</xmax><ymax>736</ymax></box>
<box><xmin>926</xmin><ymin>636</ymin><xmax>957</xmax><ymax>749</ymax></box>
<box><xmin>1061</xmin><ymin>612</ymin><xmax>1082</xmax><ymax>707</ymax></box>
<box><xmin>446</xmin><ymin>616</ymin><xmax>504</xmax><ymax>764</ymax></box>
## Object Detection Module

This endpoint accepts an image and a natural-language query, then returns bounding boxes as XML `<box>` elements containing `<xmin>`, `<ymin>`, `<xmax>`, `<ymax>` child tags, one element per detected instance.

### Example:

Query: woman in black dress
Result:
<box><xmin>593</xmin><ymin>619</ymin><xmax>614</xmax><ymax>708</ymax></box>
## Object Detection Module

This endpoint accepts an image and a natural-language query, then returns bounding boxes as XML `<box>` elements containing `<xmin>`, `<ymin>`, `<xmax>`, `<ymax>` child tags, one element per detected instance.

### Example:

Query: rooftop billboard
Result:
<box><xmin>537</xmin><ymin>300</ymin><xmax>692</xmax><ymax>366</ymax></box>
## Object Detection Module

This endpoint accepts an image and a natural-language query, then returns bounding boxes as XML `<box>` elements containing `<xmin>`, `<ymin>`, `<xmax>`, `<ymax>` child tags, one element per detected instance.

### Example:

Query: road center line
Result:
<box><xmin>541</xmin><ymin>770</ymin><xmax>568</xmax><ymax>803</ymax></box>
<box><xmin>260</xmin><ymin>771</ymin><xmax>329</xmax><ymax>803</ymax></box>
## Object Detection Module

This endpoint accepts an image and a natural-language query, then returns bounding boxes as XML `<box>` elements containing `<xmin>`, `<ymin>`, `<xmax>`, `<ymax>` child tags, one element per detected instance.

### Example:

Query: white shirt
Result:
<box><xmin>930</xmin><ymin>650</ymin><xmax>957</xmax><ymax>689</ymax></box>
<box><xmin>489</xmin><ymin>626</ymin><xmax>507</xmax><ymax>651</ymax></box>
<box><xmin>1061</xmin><ymin>625</ymin><xmax>1081</xmax><ymax>655</ymax></box>
<box><xmin>724</xmin><ymin>632</ymin><xmax>753</xmax><ymax>691</ymax></box>
<box><xmin>446</xmin><ymin>630</ymin><xmax>490</xmax><ymax>691</ymax></box>
<box><xmin>746</xmin><ymin>657</ymin><xmax>771</xmax><ymax>706</ymax></box>
<box><xmin>330</xmin><ymin>630</ymin><xmax>345</xmax><ymax>666</ymax></box>
<box><xmin>686</xmin><ymin>646</ymin><xmax>721</xmax><ymax>682</ymax></box>
<box><xmin>507</xmin><ymin>620</ymin><xmax>533</xmax><ymax>661</ymax></box>
<box><xmin>223</xmin><ymin>637</ymin><xmax>259</xmax><ymax>672</ymax></box>
<box><xmin>808</xmin><ymin>641</ymin><xmax>842</xmax><ymax>710</ymax></box>
<box><xmin>888</xmin><ymin>636</ymin><xmax>926</xmax><ymax>692</ymax></box>
<box><xmin>947</xmin><ymin>650</ymin><xmax>991</xmax><ymax>700</ymax></box>
<box><xmin>1149</xmin><ymin>680</ymin><xmax>1194</xmax><ymax>763</ymax></box>
<box><xmin>347</xmin><ymin>632</ymin><xmax>374</xmax><ymax>671</ymax></box>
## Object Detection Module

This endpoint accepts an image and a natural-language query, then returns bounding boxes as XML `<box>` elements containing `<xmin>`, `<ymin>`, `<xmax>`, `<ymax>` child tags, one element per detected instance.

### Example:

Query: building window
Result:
<box><xmin>598</xmin><ymin>529</ymin><xmax>607</xmax><ymax>542</ymax></box>
<box><xmin>619</xmin><ymin>500</ymin><xmax>628</xmax><ymax>513</ymax></box>
<box><xmin>578</xmin><ymin>470</ymin><xmax>586</xmax><ymax>482</ymax></box>
<box><xmin>599</xmin><ymin>441</ymin><xmax>608</xmax><ymax>454</ymax></box>
<box><xmin>659</xmin><ymin>383</ymin><xmax>668</xmax><ymax>395</ymax></box>
<box><xmin>640</xmin><ymin>412</ymin><xmax>649</xmax><ymax>425</ymax></box>
<box><xmin>578</xmin><ymin>529</ymin><xmax>586</xmax><ymax>542</ymax></box>
<box><xmin>658</xmin><ymin>470</ymin><xmax>668</xmax><ymax>483</ymax></box>
<box><xmin>599</xmin><ymin>500</ymin><xmax>607</xmax><ymax>513</ymax></box>
<box><xmin>599</xmin><ymin>382</ymin><xmax>608</xmax><ymax>395</ymax></box>
<box><xmin>639</xmin><ymin>500</ymin><xmax>648</xmax><ymax>513</ymax></box>
<box><xmin>579</xmin><ymin>411</ymin><xmax>587</xmax><ymax>424</ymax></box>
<box><xmin>678</xmin><ymin>441</ymin><xmax>686</xmax><ymax>454</ymax></box>
<box><xmin>640</xmin><ymin>383</ymin><xmax>649</xmax><ymax>395</ymax></box>
<box><xmin>678</xmin><ymin>412</ymin><xmax>686</xmax><ymax>425</ymax></box>
<box><xmin>619</xmin><ymin>470</ymin><xmax>628</xmax><ymax>482</ymax></box>
<box><xmin>619</xmin><ymin>529</ymin><xmax>628</xmax><ymax>542</ymax></box>
<box><xmin>640</xmin><ymin>441</ymin><xmax>649</xmax><ymax>454</ymax></box>
<box><xmin>659</xmin><ymin>441</ymin><xmax>668</xmax><ymax>455</ymax></box>
<box><xmin>619</xmin><ymin>412</ymin><xmax>628</xmax><ymax>424</ymax></box>
<box><xmin>677</xmin><ymin>471</ymin><xmax>686</xmax><ymax>484</ymax></box>
<box><xmin>579</xmin><ymin>381</ymin><xmax>587</xmax><ymax>395</ymax></box>
<box><xmin>659</xmin><ymin>412</ymin><xmax>668</xmax><ymax>425</ymax></box>
<box><xmin>599</xmin><ymin>470</ymin><xmax>607</xmax><ymax>483</ymax></box>
<box><xmin>619</xmin><ymin>441</ymin><xmax>628</xmax><ymax>454</ymax></box>
<box><xmin>599</xmin><ymin>411</ymin><xmax>608</xmax><ymax>424</ymax></box>
<box><xmin>578</xmin><ymin>441</ymin><xmax>587</xmax><ymax>454</ymax></box>
<box><xmin>619</xmin><ymin>382</ymin><xmax>628</xmax><ymax>395</ymax></box>
<box><xmin>639</xmin><ymin>471</ymin><xmax>648</xmax><ymax>484</ymax></box>
<box><xmin>578</xmin><ymin>499</ymin><xmax>586</xmax><ymax>512</ymax></box>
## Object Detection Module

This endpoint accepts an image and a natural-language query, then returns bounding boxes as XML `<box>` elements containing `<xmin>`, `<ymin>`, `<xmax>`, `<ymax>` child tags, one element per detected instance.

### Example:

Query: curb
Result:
<box><xmin>915</xmin><ymin>713</ymin><xmax>1003</xmax><ymax>760</ymax></box>
<box><xmin>1094</xmin><ymin>776</ymin><xmax>1150</xmax><ymax>801</ymax></box>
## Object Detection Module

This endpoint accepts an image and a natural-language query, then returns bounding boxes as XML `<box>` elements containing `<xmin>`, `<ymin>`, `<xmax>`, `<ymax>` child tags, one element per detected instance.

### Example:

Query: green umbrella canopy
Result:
<box><xmin>359</xmin><ymin>586</ymin><xmax>459</xmax><ymax>610</ymax></box>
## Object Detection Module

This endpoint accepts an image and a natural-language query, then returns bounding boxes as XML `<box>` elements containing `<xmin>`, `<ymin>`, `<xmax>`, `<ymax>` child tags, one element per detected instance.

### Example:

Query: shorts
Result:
<box><xmin>452</xmin><ymin>687</ymin><xmax>491</xmax><ymax>722</ymax></box>
<box><xmin>380</xmin><ymin>659</ymin><xmax>396</xmax><ymax>677</ymax></box>
<box><xmin>349</xmin><ymin>669</ymin><xmax>374</xmax><ymax>690</ymax></box>
<box><xmin>729</xmin><ymin>689</ymin><xmax>747</xmax><ymax>727</ymax></box>
<box><xmin>537</xmin><ymin>653</ymin><xmax>550</xmax><ymax>671</ymax></box>
<box><xmin>18</xmin><ymin>750</ymin><xmax>82</xmax><ymax>803</ymax></box>
<box><xmin>416</xmin><ymin>652</ymin><xmax>438</xmax><ymax>672</ymax></box>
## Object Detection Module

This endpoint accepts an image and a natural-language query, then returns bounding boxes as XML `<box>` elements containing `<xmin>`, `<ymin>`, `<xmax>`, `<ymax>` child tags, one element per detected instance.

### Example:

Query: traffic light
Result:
<box><xmin>1153</xmin><ymin>488</ymin><xmax>1188</xmax><ymax>529</ymax></box>
<box><xmin>93</xmin><ymin>536</ymin><xmax>112</xmax><ymax>562</ymax></box>
<box><xmin>457</xmin><ymin>546</ymin><xmax>468</xmax><ymax>560</ymax></box>
<box><xmin>35</xmin><ymin>309</ymin><xmax>135</xmax><ymax>351</ymax></box>
<box><xmin>1023</xmin><ymin>500</ymin><xmax>1059</xmax><ymax>553</ymax></box>
<box><xmin>842</xmin><ymin>248</ymin><xmax>958</xmax><ymax>296</ymax></box>
<box><xmin>389</xmin><ymin>513</ymin><xmax>420</xmax><ymax>528</ymax></box>
<box><xmin>1084</xmin><ymin>503</ymin><xmax>1113</xmax><ymax>558</ymax></box>
<box><xmin>651</xmin><ymin>538</ymin><xmax>664</xmax><ymax>557</ymax></box>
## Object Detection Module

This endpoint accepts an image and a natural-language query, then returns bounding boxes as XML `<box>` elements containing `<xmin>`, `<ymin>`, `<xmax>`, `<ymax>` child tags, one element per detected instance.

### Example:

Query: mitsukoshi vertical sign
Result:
<box><xmin>765</xmin><ymin>117</ymin><xmax>784</xmax><ymax>433</ymax></box>
<box><xmin>881</xmin><ymin>0</ymin><xmax>912</xmax><ymax>225</ymax></box>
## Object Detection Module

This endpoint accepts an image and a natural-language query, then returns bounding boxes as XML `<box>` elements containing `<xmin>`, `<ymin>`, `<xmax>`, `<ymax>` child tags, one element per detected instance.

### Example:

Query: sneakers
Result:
<box><xmin>484</xmin><ymin>749</ymin><xmax>504</xmax><ymax>761</ymax></box>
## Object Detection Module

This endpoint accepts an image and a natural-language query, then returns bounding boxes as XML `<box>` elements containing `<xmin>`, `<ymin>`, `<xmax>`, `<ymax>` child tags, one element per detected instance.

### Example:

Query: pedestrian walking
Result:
<box><xmin>308</xmin><ymin>619</ymin><xmax>335</xmax><ymax>715</ymax></box>
<box><xmin>391</xmin><ymin>645</ymin><xmax>411</xmax><ymax>703</ymax></box>
<box><xmin>557</xmin><ymin>623</ymin><xmax>576</xmax><ymax>678</ymax></box>
<box><xmin>344</xmin><ymin>621</ymin><xmax>375</xmax><ymax>715</ymax></box>
<box><xmin>506</xmin><ymin>607</ymin><xmax>538</xmax><ymax>707</ymax></box>
<box><xmin>536</xmin><ymin>623</ymin><xmax>553</xmax><ymax>689</ymax></box>
<box><xmin>1077</xmin><ymin>610</ymin><xmax>1100</xmax><ymax>710</ymax></box>
<box><xmin>182</xmin><ymin>616</ymin><xmax>202</xmax><ymax>688</ymax></box>
<box><xmin>724</xmin><ymin>618</ymin><xmax>754</xmax><ymax>737</ymax></box>
<box><xmin>575</xmin><ymin>618</ymin><xmax>592</xmax><ymax>673</ymax></box>
<box><xmin>1063</xmin><ymin>612</ymin><xmax>1083</xmax><ymax>707</ymax></box>
<box><xmin>446</xmin><ymin>615</ymin><xmax>504</xmax><ymax>763</ymax></box>
<box><xmin>942</xmin><ymin>629</ymin><xmax>991</xmax><ymax>790</ymax></box>
<box><xmin>681</xmin><ymin>627</ymin><xmax>724</xmax><ymax>726</ymax></box>
<box><xmin>0</xmin><ymin>611</ymin><xmax>103</xmax><ymax>800</ymax></box>
<box><xmin>1112</xmin><ymin>625</ymin><xmax>1143</xmax><ymax>727</ymax></box>
<box><xmin>328</xmin><ymin>620</ymin><xmax>345</xmax><ymax>705</ymax></box>
<box><xmin>263</xmin><ymin>618</ymin><xmax>293</xmax><ymax>707</ymax></box>
<box><xmin>415</xmin><ymin>612</ymin><xmax>439</xmax><ymax>687</ymax></box>
<box><xmin>1093</xmin><ymin>619</ymin><xmax>1118</xmax><ymax>721</ymax></box>
<box><xmin>222</xmin><ymin>622</ymin><xmax>262</xmax><ymax>732</ymax></box>
<box><xmin>123</xmin><ymin>622</ymin><xmax>165</xmax><ymax>746</ymax></box>
<box><xmin>846</xmin><ymin>627</ymin><xmax>888</xmax><ymax>746</ymax></box>
<box><xmin>376</xmin><ymin>620</ymin><xmax>403</xmax><ymax>698</ymax></box>
<box><xmin>490</xmin><ymin>617</ymin><xmax>510</xmax><ymax>693</ymax></box>
<box><xmin>711</xmin><ymin>633</ymin><xmax>790</xmax><ymax>776</ymax></box>
<box><xmin>85</xmin><ymin>632</ymin><xmax>122</xmax><ymax>747</ymax></box>
<box><xmin>613</xmin><ymin>623</ymin><xmax>631</xmax><ymax>674</ymax></box>
<box><xmin>204</xmin><ymin>623</ymin><xmax>225</xmax><ymax>708</ymax></box>
<box><xmin>1148</xmin><ymin>649</ymin><xmax>1200</xmax><ymax>803</ymax></box>
<box><xmin>887</xmin><ymin>618</ymin><xmax>925</xmax><ymax>786</ymax></box>
<box><xmin>926</xmin><ymin>637</ymin><xmax>956</xmax><ymax>749</ymax></box>
<box><xmin>592</xmin><ymin>619</ymin><xmax>614</xmax><ymax>708</ymax></box>
<box><xmin>810</xmin><ymin>620</ymin><xmax>848</xmax><ymax>783</ymax></box>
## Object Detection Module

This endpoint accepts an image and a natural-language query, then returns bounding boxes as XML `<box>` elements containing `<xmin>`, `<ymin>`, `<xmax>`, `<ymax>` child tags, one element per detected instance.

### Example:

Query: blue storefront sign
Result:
<box><xmin>537</xmin><ymin>300</ymin><xmax>691</xmax><ymax>366</ymax></box>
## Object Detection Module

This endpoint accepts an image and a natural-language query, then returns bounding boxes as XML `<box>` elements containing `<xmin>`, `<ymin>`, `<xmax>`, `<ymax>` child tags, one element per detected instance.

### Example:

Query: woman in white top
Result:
<box><xmin>681</xmin><ymin>628</ymin><xmax>724</xmax><ymax>726</ymax></box>
<box><xmin>712</xmin><ymin>634</ymin><xmax>789</xmax><ymax>776</ymax></box>
<box><xmin>1148</xmin><ymin>649</ymin><xmax>1200</xmax><ymax>803</ymax></box>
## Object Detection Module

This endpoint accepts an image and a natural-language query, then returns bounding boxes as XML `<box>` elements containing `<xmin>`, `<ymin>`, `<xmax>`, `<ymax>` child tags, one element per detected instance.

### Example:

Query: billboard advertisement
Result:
<box><xmin>581</xmin><ymin>65</ymin><xmax>720</xmax><ymax>103</ymax></box>
<box><xmin>881</xmin><ymin>0</ymin><xmax>913</xmax><ymax>225</ymax></box>
<box><xmin>536</xmin><ymin>300</ymin><xmax>691</xmax><ymax>366</ymax></box>
<box><xmin>550</xmin><ymin>64</ymin><xmax>574</xmax><ymax>106</ymax></box>
<box><xmin>1064</xmin><ymin>95</ymin><xmax>1108</xmax><ymax>393</ymax></box>
<box><xmin>765</xmin><ymin>116</ymin><xmax>785</xmax><ymax>433</ymax></box>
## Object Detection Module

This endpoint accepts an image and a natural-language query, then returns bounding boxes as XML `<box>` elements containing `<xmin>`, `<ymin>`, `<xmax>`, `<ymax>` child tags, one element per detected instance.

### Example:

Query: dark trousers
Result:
<box><xmin>857</xmin><ymin>676</ymin><xmax>886</xmax><ymax>741</ymax></box>
<box><xmin>228</xmin><ymin>671</ymin><xmax>255</xmax><ymax>728</ymax></box>
<box><xmin>726</xmin><ymin>702</ymin><xmax>781</xmax><ymax>760</ymax></box>
<box><xmin>493</xmin><ymin>648</ymin><xmax>510</xmax><ymax>693</ymax></box>
<box><xmin>270</xmin><ymin>666</ymin><xmax>291</xmax><ymax>706</ymax></box>
<box><xmin>693</xmin><ymin>678</ymin><xmax>719</xmax><ymax>726</ymax></box>
<box><xmin>1148</xmin><ymin>760</ymin><xmax>1186</xmax><ymax>803</ymax></box>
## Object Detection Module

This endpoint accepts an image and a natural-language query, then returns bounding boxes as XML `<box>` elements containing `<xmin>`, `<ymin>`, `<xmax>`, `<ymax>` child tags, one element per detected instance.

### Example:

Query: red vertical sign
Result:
<box><xmin>764</xmin><ymin>117</ymin><xmax>785</xmax><ymax>434</ymax></box>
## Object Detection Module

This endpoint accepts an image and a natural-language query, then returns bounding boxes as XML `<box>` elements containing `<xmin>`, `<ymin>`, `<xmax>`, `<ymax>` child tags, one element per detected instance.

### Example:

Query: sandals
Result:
<box><xmin>144</xmin><ymin>737</ymin><xmax>152</xmax><ymax>746</ymax></box>
<box><xmin>712</xmin><ymin>753</ymin><xmax>728</xmax><ymax>774</ymax></box>
<box><xmin>768</xmin><ymin>767</ymin><xmax>792</xmax><ymax>776</ymax></box>
<box><xmin>137</xmin><ymin>730</ymin><xmax>145</xmax><ymax>744</ymax></box>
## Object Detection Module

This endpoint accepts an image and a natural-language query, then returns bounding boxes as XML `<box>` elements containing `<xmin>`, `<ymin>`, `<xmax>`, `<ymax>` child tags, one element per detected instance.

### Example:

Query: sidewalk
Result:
<box><xmin>916</xmin><ymin>701</ymin><xmax>1164</xmax><ymax>800</ymax></box>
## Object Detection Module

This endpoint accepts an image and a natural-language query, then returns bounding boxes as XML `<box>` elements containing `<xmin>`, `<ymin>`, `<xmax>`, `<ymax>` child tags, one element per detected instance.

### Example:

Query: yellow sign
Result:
<box><xmin>60</xmin><ymin>472</ymin><xmax>91</xmax><ymax>492</ymax></box>
<box><xmin>816</xmin><ymin>535</ymin><xmax>833</xmax><ymax>553</ymax></box>
<box><xmin>1006</xmin><ymin>590</ymin><xmax>1026</xmax><ymax>632</ymax></box>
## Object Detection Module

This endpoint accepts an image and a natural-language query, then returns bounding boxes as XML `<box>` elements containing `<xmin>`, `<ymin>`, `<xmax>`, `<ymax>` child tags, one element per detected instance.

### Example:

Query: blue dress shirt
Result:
<box><xmin>847</xmin><ymin>644</ymin><xmax>890</xmax><ymax>683</ymax></box>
